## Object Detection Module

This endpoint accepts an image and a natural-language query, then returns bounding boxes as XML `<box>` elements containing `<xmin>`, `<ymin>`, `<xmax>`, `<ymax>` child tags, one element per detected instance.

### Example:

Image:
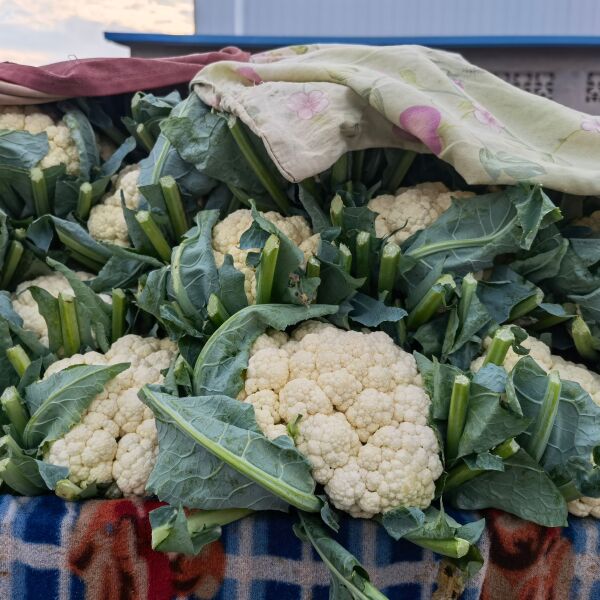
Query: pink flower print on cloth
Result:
<box><xmin>287</xmin><ymin>90</ymin><xmax>329</xmax><ymax>120</ymax></box>
<box><xmin>237</xmin><ymin>66</ymin><xmax>263</xmax><ymax>84</ymax></box>
<box><xmin>473</xmin><ymin>103</ymin><xmax>503</xmax><ymax>132</ymax></box>
<box><xmin>581</xmin><ymin>116</ymin><xmax>600</xmax><ymax>133</ymax></box>
<box><xmin>396</xmin><ymin>105</ymin><xmax>443</xmax><ymax>155</ymax></box>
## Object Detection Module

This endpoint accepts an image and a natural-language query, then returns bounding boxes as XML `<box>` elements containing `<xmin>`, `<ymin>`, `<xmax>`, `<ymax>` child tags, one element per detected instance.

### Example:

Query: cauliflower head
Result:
<box><xmin>87</xmin><ymin>165</ymin><xmax>141</xmax><ymax>247</ymax></box>
<box><xmin>211</xmin><ymin>209</ymin><xmax>318</xmax><ymax>303</ymax></box>
<box><xmin>44</xmin><ymin>334</ymin><xmax>177</xmax><ymax>496</ymax></box>
<box><xmin>242</xmin><ymin>322</ymin><xmax>443</xmax><ymax>517</ymax></box>
<box><xmin>472</xmin><ymin>334</ymin><xmax>600</xmax><ymax>519</ymax></box>
<box><xmin>11</xmin><ymin>271</ymin><xmax>101</xmax><ymax>346</ymax></box>
<box><xmin>367</xmin><ymin>182</ymin><xmax>474</xmax><ymax>244</ymax></box>
<box><xmin>0</xmin><ymin>105</ymin><xmax>80</xmax><ymax>175</ymax></box>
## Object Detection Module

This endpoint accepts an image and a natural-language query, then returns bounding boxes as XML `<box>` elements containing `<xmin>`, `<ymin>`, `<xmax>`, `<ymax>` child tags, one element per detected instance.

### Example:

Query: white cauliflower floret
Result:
<box><xmin>245</xmin><ymin>348</ymin><xmax>289</xmax><ymax>394</ymax></box>
<box><xmin>11</xmin><ymin>271</ymin><xmax>97</xmax><ymax>346</ymax></box>
<box><xmin>367</xmin><ymin>182</ymin><xmax>474</xmax><ymax>243</ymax></box>
<box><xmin>87</xmin><ymin>165</ymin><xmax>141</xmax><ymax>247</ymax></box>
<box><xmin>211</xmin><ymin>209</ymin><xmax>317</xmax><ymax>303</ymax></box>
<box><xmin>44</xmin><ymin>334</ymin><xmax>177</xmax><ymax>496</ymax></box>
<box><xmin>472</xmin><ymin>334</ymin><xmax>600</xmax><ymax>519</ymax></box>
<box><xmin>243</xmin><ymin>324</ymin><xmax>442</xmax><ymax>517</ymax></box>
<box><xmin>0</xmin><ymin>105</ymin><xmax>80</xmax><ymax>175</ymax></box>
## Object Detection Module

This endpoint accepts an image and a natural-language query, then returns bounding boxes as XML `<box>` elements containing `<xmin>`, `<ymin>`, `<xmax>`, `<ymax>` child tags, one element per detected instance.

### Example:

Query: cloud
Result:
<box><xmin>0</xmin><ymin>0</ymin><xmax>193</xmax><ymax>65</ymax></box>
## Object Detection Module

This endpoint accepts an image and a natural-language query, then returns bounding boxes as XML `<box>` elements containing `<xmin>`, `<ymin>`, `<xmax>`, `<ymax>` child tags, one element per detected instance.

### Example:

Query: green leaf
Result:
<box><xmin>47</xmin><ymin>258</ymin><xmax>112</xmax><ymax>352</ymax></box>
<box><xmin>0</xmin><ymin>130</ymin><xmax>49</xmax><ymax>168</ymax></box>
<box><xmin>28</xmin><ymin>287</ymin><xmax>62</xmax><ymax>352</ymax></box>
<box><xmin>171</xmin><ymin>210</ymin><xmax>221</xmax><ymax>320</ymax></box>
<box><xmin>141</xmin><ymin>385</ymin><xmax>320</xmax><ymax>512</ymax></box>
<box><xmin>414</xmin><ymin>352</ymin><xmax>463</xmax><ymax>421</ymax></box>
<box><xmin>456</xmin><ymin>382</ymin><xmax>530</xmax><ymax>458</ymax></box>
<box><xmin>61</xmin><ymin>105</ymin><xmax>100</xmax><ymax>180</ymax></box>
<box><xmin>298</xmin><ymin>186</ymin><xmax>329</xmax><ymax>233</ymax></box>
<box><xmin>160</xmin><ymin>95</ymin><xmax>266</xmax><ymax>199</ymax></box>
<box><xmin>294</xmin><ymin>512</ymin><xmax>388</xmax><ymax>600</ymax></box>
<box><xmin>193</xmin><ymin>303</ymin><xmax>338</xmax><ymax>396</ymax></box>
<box><xmin>240</xmin><ymin>204</ymin><xmax>313</xmax><ymax>305</ymax></box>
<box><xmin>149</xmin><ymin>505</ymin><xmax>252</xmax><ymax>554</ymax></box>
<box><xmin>347</xmin><ymin>293</ymin><xmax>406</xmax><ymax>327</ymax></box>
<box><xmin>477</xmin><ymin>266</ymin><xmax>543</xmax><ymax>324</ymax></box>
<box><xmin>23</xmin><ymin>362</ymin><xmax>128</xmax><ymax>448</ymax></box>
<box><xmin>218</xmin><ymin>254</ymin><xmax>248</xmax><ymax>315</ymax></box>
<box><xmin>404</xmin><ymin>187</ymin><xmax>559</xmax><ymax>278</ymax></box>
<box><xmin>511</xmin><ymin>357</ymin><xmax>600</xmax><ymax>494</ymax></box>
<box><xmin>447</xmin><ymin>449</ymin><xmax>568</xmax><ymax>527</ymax></box>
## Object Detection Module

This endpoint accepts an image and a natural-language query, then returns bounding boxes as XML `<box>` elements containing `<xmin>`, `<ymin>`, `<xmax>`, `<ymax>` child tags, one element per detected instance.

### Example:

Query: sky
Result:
<box><xmin>0</xmin><ymin>0</ymin><xmax>194</xmax><ymax>65</ymax></box>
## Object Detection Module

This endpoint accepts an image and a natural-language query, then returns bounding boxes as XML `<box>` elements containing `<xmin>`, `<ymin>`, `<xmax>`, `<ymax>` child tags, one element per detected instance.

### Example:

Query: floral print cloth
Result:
<box><xmin>192</xmin><ymin>44</ymin><xmax>600</xmax><ymax>195</ymax></box>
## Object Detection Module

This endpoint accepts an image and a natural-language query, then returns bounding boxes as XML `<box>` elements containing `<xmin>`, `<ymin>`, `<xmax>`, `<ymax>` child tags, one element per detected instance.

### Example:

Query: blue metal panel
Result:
<box><xmin>104</xmin><ymin>32</ymin><xmax>600</xmax><ymax>48</ymax></box>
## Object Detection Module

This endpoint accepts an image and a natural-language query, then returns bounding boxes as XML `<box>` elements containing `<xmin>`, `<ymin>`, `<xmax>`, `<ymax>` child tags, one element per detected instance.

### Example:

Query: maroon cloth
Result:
<box><xmin>0</xmin><ymin>48</ymin><xmax>250</xmax><ymax>102</ymax></box>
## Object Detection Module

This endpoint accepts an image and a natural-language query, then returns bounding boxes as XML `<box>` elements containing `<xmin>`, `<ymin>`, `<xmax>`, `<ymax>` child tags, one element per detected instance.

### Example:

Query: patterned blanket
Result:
<box><xmin>1</xmin><ymin>495</ymin><xmax>598</xmax><ymax>599</ymax></box>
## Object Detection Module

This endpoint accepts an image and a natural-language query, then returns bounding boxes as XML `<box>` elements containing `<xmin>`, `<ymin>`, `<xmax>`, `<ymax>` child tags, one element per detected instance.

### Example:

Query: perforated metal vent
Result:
<box><xmin>493</xmin><ymin>71</ymin><xmax>556</xmax><ymax>99</ymax></box>
<box><xmin>585</xmin><ymin>72</ymin><xmax>600</xmax><ymax>105</ymax></box>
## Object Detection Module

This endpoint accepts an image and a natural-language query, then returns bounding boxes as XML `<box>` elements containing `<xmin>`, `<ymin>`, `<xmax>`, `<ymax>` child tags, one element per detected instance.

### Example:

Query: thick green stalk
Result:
<box><xmin>76</xmin><ymin>182</ymin><xmax>93</xmax><ymax>221</ymax></box>
<box><xmin>135</xmin><ymin>123</ymin><xmax>155</xmax><ymax>152</ymax></box>
<box><xmin>377</xmin><ymin>242</ymin><xmax>401</xmax><ymax>296</ymax></box>
<box><xmin>405</xmin><ymin>535</ymin><xmax>470</xmax><ymax>559</ymax></box>
<box><xmin>228</xmin><ymin>119</ymin><xmax>291</xmax><ymax>214</ymax></box>
<box><xmin>510</xmin><ymin>289</ymin><xmax>544</xmax><ymax>321</ymax></box>
<box><xmin>394</xmin><ymin>299</ymin><xmax>407</xmax><ymax>346</ymax></box>
<box><xmin>299</xmin><ymin>177</ymin><xmax>319</xmax><ymax>200</ymax></box>
<box><xmin>255</xmin><ymin>234</ymin><xmax>280</xmax><ymax>304</ymax></box>
<box><xmin>329</xmin><ymin>195</ymin><xmax>344</xmax><ymax>229</ymax></box>
<box><xmin>339</xmin><ymin>243</ymin><xmax>352</xmax><ymax>274</ymax></box>
<box><xmin>226</xmin><ymin>184</ymin><xmax>253</xmax><ymax>209</ymax></box>
<box><xmin>330</xmin><ymin>153</ymin><xmax>349</xmax><ymax>188</ymax></box>
<box><xmin>530</xmin><ymin>313</ymin><xmax>573</xmax><ymax>332</ymax></box>
<box><xmin>444</xmin><ymin>438</ymin><xmax>520</xmax><ymax>493</ymax></box>
<box><xmin>385</xmin><ymin>150</ymin><xmax>416</xmax><ymax>192</ymax></box>
<box><xmin>0</xmin><ymin>457</ymin><xmax>43</xmax><ymax>495</ymax></box>
<box><xmin>406</xmin><ymin>274</ymin><xmax>455</xmax><ymax>331</ymax></box>
<box><xmin>525</xmin><ymin>371</ymin><xmax>561</xmax><ymax>462</ymax></box>
<box><xmin>6</xmin><ymin>345</ymin><xmax>30</xmax><ymax>377</ymax></box>
<box><xmin>0</xmin><ymin>240</ymin><xmax>24</xmax><ymax>289</ymax></box>
<box><xmin>483</xmin><ymin>327</ymin><xmax>515</xmax><ymax>366</ymax></box>
<box><xmin>306</xmin><ymin>257</ymin><xmax>320</xmax><ymax>279</ymax></box>
<box><xmin>458</xmin><ymin>273</ymin><xmax>477</xmax><ymax>325</ymax></box>
<box><xmin>207</xmin><ymin>294</ymin><xmax>230</xmax><ymax>327</ymax></box>
<box><xmin>30</xmin><ymin>167</ymin><xmax>49</xmax><ymax>217</ymax></box>
<box><xmin>557</xmin><ymin>480</ymin><xmax>584</xmax><ymax>502</ymax></box>
<box><xmin>55</xmin><ymin>479</ymin><xmax>84</xmax><ymax>501</ymax></box>
<box><xmin>58</xmin><ymin>293</ymin><xmax>80</xmax><ymax>356</ymax></box>
<box><xmin>187</xmin><ymin>508</ymin><xmax>253</xmax><ymax>533</ymax></box>
<box><xmin>570</xmin><ymin>316</ymin><xmax>599</xmax><ymax>361</ymax></box>
<box><xmin>355</xmin><ymin>231</ymin><xmax>371</xmax><ymax>284</ymax></box>
<box><xmin>135</xmin><ymin>210</ymin><xmax>172</xmax><ymax>262</ymax></box>
<box><xmin>352</xmin><ymin>149</ymin><xmax>365</xmax><ymax>182</ymax></box>
<box><xmin>0</xmin><ymin>387</ymin><xmax>29</xmax><ymax>444</ymax></box>
<box><xmin>160</xmin><ymin>175</ymin><xmax>189</xmax><ymax>238</ymax></box>
<box><xmin>446</xmin><ymin>374</ymin><xmax>471</xmax><ymax>460</ymax></box>
<box><xmin>55</xmin><ymin>229</ymin><xmax>107</xmax><ymax>267</ymax></box>
<box><xmin>111</xmin><ymin>288</ymin><xmax>128</xmax><ymax>343</ymax></box>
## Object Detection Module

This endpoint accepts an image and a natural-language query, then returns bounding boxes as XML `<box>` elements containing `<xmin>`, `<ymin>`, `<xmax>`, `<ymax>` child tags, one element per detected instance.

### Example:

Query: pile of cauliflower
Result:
<box><xmin>211</xmin><ymin>209</ymin><xmax>320</xmax><ymax>303</ymax></box>
<box><xmin>44</xmin><ymin>334</ymin><xmax>177</xmax><ymax>496</ymax></box>
<box><xmin>367</xmin><ymin>182</ymin><xmax>474</xmax><ymax>243</ymax></box>
<box><xmin>12</xmin><ymin>271</ymin><xmax>100</xmax><ymax>347</ymax></box>
<box><xmin>472</xmin><ymin>335</ymin><xmax>600</xmax><ymax>518</ymax></box>
<box><xmin>87</xmin><ymin>164</ymin><xmax>142</xmax><ymax>247</ymax></box>
<box><xmin>240</xmin><ymin>320</ymin><xmax>443</xmax><ymax>518</ymax></box>
<box><xmin>0</xmin><ymin>105</ymin><xmax>80</xmax><ymax>175</ymax></box>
